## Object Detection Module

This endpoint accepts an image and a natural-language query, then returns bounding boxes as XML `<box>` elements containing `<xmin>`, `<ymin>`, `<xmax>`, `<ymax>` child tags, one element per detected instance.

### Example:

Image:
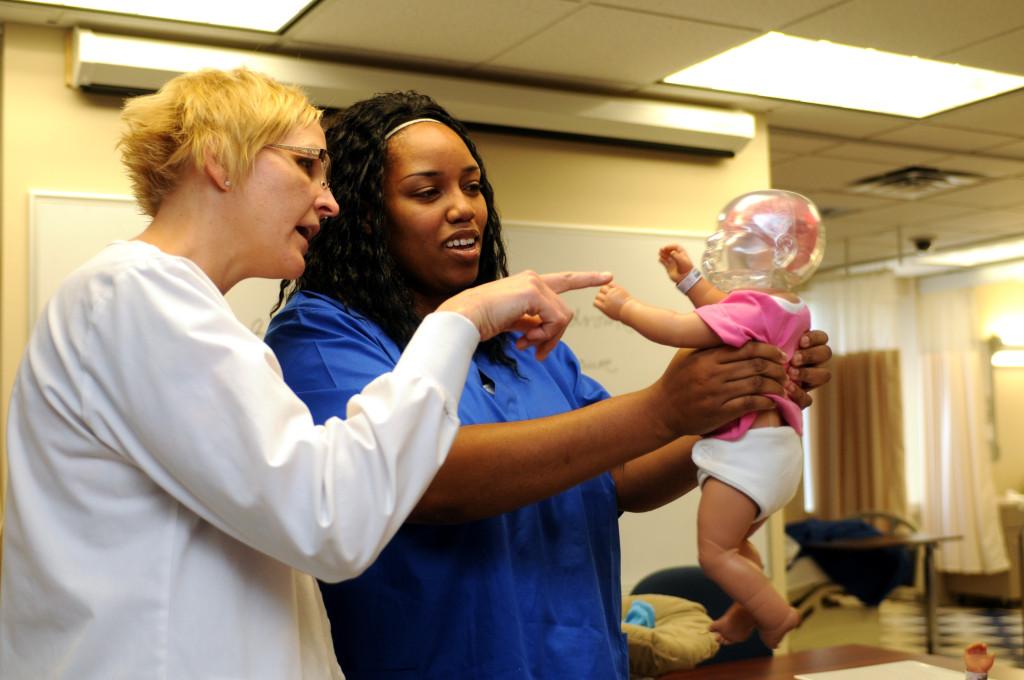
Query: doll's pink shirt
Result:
<box><xmin>694</xmin><ymin>289</ymin><xmax>810</xmax><ymax>441</ymax></box>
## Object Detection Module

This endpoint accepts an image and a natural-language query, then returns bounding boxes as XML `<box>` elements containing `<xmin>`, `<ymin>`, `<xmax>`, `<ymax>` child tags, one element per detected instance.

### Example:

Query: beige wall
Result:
<box><xmin>0</xmin><ymin>23</ymin><xmax>781</xmax><ymax>591</ymax></box>
<box><xmin>1</xmin><ymin>24</ymin><xmax>135</xmax><ymax>557</ymax></box>
<box><xmin>474</xmin><ymin>129</ymin><xmax>765</xmax><ymax>231</ymax></box>
<box><xmin>2</xmin><ymin>22</ymin><xmax>132</xmax><ymax>447</ymax></box>
<box><xmin>975</xmin><ymin>280</ymin><xmax>1024</xmax><ymax>494</ymax></box>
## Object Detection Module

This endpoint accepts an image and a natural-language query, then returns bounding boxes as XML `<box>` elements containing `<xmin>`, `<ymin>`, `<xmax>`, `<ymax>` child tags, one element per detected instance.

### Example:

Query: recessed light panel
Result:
<box><xmin>663</xmin><ymin>32</ymin><xmax>1024</xmax><ymax>118</ymax></box>
<box><xmin>22</xmin><ymin>0</ymin><xmax>315</xmax><ymax>32</ymax></box>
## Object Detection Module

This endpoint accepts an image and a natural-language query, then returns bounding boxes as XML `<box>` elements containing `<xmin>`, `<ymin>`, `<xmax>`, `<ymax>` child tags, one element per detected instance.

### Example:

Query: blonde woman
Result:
<box><xmin>0</xmin><ymin>68</ymin><xmax>607</xmax><ymax>679</ymax></box>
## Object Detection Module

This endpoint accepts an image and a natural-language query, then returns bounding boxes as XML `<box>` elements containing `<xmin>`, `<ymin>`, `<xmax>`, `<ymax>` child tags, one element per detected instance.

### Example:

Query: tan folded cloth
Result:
<box><xmin>622</xmin><ymin>593</ymin><xmax>720</xmax><ymax>678</ymax></box>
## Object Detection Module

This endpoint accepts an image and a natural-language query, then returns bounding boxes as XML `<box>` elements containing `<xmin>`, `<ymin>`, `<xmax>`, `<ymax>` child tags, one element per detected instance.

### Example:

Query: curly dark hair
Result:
<box><xmin>279</xmin><ymin>91</ymin><xmax>516</xmax><ymax>366</ymax></box>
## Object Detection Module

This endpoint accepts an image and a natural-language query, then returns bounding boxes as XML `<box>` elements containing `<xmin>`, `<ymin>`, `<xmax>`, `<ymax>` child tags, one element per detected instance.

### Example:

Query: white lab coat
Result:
<box><xmin>0</xmin><ymin>240</ymin><xmax>477</xmax><ymax>679</ymax></box>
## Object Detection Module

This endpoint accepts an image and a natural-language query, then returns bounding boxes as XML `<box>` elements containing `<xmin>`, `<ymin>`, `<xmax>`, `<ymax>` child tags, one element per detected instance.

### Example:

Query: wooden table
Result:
<box><xmin>659</xmin><ymin>644</ymin><xmax>1024</xmax><ymax>679</ymax></box>
<box><xmin>806</xmin><ymin>532</ymin><xmax>961</xmax><ymax>654</ymax></box>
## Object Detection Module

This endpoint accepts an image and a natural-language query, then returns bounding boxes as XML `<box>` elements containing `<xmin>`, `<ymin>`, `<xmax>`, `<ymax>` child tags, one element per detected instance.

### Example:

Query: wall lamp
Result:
<box><xmin>990</xmin><ymin>337</ymin><xmax>1024</xmax><ymax>367</ymax></box>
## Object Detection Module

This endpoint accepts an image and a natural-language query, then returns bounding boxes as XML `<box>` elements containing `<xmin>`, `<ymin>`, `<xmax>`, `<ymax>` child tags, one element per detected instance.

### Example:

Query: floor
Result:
<box><xmin>787</xmin><ymin>590</ymin><xmax>1024</xmax><ymax>670</ymax></box>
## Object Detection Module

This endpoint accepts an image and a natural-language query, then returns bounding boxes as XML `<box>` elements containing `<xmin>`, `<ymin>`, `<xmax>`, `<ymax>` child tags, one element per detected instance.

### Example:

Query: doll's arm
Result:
<box><xmin>659</xmin><ymin>244</ymin><xmax>727</xmax><ymax>307</ymax></box>
<box><xmin>964</xmin><ymin>642</ymin><xmax>995</xmax><ymax>678</ymax></box>
<box><xmin>594</xmin><ymin>283</ymin><xmax>721</xmax><ymax>348</ymax></box>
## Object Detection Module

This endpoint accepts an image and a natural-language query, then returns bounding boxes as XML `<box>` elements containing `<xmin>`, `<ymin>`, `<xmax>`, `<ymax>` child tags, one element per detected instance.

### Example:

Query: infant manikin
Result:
<box><xmin>594</xmin><ymin>189</ymin><xmax>824</xmax><ymax>649</ymax></box>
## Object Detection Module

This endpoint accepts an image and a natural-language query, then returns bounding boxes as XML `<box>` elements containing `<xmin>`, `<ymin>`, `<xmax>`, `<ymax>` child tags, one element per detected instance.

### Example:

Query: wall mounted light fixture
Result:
<box><xmin>990</xmin><ymin>336</ymin><xmax>1024</xmax><ymax>367</ymax></box>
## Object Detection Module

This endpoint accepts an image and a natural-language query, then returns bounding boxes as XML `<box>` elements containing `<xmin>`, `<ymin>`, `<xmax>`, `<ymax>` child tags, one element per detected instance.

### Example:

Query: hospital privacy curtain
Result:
<box><xmin>808</xmin><ymin>350</ymin><xmax>907</xmax><ymax>520</ymax></box>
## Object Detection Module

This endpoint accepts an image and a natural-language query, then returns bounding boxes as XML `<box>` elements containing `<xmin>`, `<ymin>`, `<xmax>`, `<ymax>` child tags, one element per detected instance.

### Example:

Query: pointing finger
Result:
<box><xmin>538</xmin><ymin>271</ymin><xmax>613</xmax><ymax>294</ymax></box>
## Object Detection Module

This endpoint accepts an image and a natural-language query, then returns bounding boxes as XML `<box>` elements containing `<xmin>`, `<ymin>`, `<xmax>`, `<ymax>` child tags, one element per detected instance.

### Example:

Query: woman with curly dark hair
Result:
<box><xmin>279</xmin><ymin>92</ymin><xmax>512</xmax><ymax>364</ymax></box>
<box><xmin>265</xmin><ymin>91</ymin><xmax>832</xmax><ymax>679</ymax></box>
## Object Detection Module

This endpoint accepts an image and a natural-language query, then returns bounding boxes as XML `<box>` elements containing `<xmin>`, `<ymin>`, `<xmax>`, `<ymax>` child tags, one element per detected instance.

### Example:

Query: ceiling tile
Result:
<box><xmin>895</xmin><ymin>224</ymin><xmax>1024</xmax><ymax>257</ymax></box>
<box><xmin>815</xmin><ymin>227</ymin><xmax>1006</xmax><ymax>269</ymax></box>
<box><xmin>468</xmin><ymin>64</ymin><xmax>640</xmax><ymax>92</ymax></box>
<box><xmin>770</xmin><ymin>156</ymin><xmax>893</xmax><ymax>192</ymax></box>
<box><xmin>985</xmin><ymin>140</ymin><xmax>1024</xmax><ymax>160</ymax></box>
<box><xmin>927</xmin><ymin>177</ymin><xmax>1024</xmax><ymax>209</ymax></box>
<box><xmin>767</xmin><ymin>103</ymin><xmax>905</xmax><ymax>138</ymax></box>
<box><xmin>923</xmin><ymin>153</ymin><xmax>1024</xmax><ymax>179</ymax></box>
<box><xmin>783</xmin><ymin>0</ymin><xmax>1024</xmax><ymax>57</ymax></box>
<box><xmin>819</xmin><ymin>216</ymin><xmax>993</xmax><ymax>263</ymax></box>
<box><xmin>770</xmin><ymin>151</ymin><xmax>798</xmax><ymax>165</ymax></box>
<box><xmin>594</xmin><ymin>0</ymin><xmax>838</xmax><ymax>31</ymax></box>
<box><xmin>924</xmin><ymin>90</ymin><xmax>1024</xmax><ymax>138</ymax></box>
<box><xmin>822</xmin><ymin>231</ymin><xmax>907</xmax><ymax>266</ymax></box>
<box><xmin>486</xmin><ymin>5</ymin><xmax>757</xmax><ymax>85</ymax></box>
<box><xmin>816</xmin><ymin>141</ymin><xmax>947</xmax><ymax>166</ymax></box>
<box><xmin>842</xmin><ymin>201</ymin><xmax>974</xmax><ymax>230</ymax></box>
<box><xmin>925</xmin><ymin>230</ymin><xmax>1024</xmax><ymax>251</ymax></box>
<box><xmin>817</xmin><ymin>249</ymin><xmax>851</xmax><ymax>270</ymax></box>
<box><xmin>926</xmin><ymin>208</ymin><xmax>1024</xmax><ymax>234</ymax></box>
<box><xmin>801</xmin><ymin>190</ymin><xmax>897</xmax><ymax>214</ymax></box>
<box><xmin>768</xmin><ymin>130</ymin><xmax>843</xmax><ymax>154</ymax></box>
<box><xmin>637</xmin><ymin>83</ymin><xmax>783</xmax><ymax>112</ymax></box>
<box><xmin>286</xmin><ymin>0</ymin><xmax>580</xmax><ymax>65</ymax></box>
<box><xmin>860</xmin><ymin>199</ymin><xmax>970</xmax><ymax>223</ymax></box>
<box><xmin>819</xmin><ymin>213</ymin><xmax>891</xmax><ymax>241</ymax></box>
<box><xmin>940</xmin><ymin>26</ymin><xmax>1024</xmax><ymax>73</ymax></box>
<box><xmin>869</xmin><ymin>125</ymin><xmax>1018</xmax><ymax>152</ymax></box>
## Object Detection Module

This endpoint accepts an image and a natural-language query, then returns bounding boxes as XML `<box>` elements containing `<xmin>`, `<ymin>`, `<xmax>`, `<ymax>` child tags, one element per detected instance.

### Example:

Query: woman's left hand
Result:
<box><xmin>787</xmin><ymin>329</ymin><xmax>832</xmax><ymax>408</ymax></box>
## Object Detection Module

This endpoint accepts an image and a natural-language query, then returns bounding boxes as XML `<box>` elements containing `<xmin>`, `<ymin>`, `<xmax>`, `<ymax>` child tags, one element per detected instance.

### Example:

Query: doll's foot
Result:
<box><xmin>709</xmin><ymin>604</ymin><xmax>756</xmax><ymax>645</ymax></box>
<box><xmin>756</xmin><ymin>606</ymin><xmax>800</xmax><ymax>649</ymax></box>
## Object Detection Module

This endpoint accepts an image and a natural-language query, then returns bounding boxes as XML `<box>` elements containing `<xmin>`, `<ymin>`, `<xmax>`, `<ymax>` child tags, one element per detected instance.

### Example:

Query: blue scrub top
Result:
<box><xmin>265</xmin><ymin>291</ymin><xmax>628</xmax><ymax>680</ymax></box>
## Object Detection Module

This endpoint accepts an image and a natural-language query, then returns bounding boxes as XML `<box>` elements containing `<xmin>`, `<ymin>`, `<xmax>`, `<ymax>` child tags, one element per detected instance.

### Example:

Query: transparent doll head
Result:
<box><xmin>701</xmin><ymin>189</ymin><xmax>825</xmax><ymax>292</ymax></box>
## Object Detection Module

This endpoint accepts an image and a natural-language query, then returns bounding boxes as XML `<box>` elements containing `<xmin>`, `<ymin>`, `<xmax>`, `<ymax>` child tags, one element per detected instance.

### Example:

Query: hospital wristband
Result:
<box><xmin>676</xmin><ymin>268</ymin><xmax>703</xmax><ymax>295</ymax></box>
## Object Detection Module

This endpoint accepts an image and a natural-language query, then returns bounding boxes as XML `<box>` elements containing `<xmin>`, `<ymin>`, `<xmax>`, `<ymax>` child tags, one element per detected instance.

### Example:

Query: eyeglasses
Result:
<box><xmin>265</xmin><ymin>143</ymin><xmax>332</xmax><ymax>191</ymax></box>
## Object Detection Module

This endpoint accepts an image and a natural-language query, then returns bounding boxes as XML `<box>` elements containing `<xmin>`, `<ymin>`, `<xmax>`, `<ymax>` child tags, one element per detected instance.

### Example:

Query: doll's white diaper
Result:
<box><xmin>692</xmin><ymin>427</ymin><xmax>803</xmax><ymax>522</ymax></box>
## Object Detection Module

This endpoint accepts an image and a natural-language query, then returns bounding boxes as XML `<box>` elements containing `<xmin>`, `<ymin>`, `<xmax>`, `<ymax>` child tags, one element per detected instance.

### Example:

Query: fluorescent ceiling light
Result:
<box><xmin>21</xmin><ymin>1</ymin><xmax>314</xmax><ymax>32</ymax></box>
<box><xmin>916</xmin><ymin>237</ymin><xmax>1024</xmax><ymax>268</ymax></box>
<box><xmin>663</xmin><ymin>32</ymin><xmax>1024</xmax><ymax>118</ymax></box>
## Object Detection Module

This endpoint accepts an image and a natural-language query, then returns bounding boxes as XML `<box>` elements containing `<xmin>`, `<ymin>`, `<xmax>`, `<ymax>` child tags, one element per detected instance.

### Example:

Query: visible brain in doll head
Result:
<box><xmin>701</xmin><ymin>189</ymin><xmax>824</xmax><ymax>292</ymax></box>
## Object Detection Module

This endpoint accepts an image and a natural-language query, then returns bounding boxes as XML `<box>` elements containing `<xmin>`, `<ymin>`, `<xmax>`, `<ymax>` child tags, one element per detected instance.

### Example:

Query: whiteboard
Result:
<box><xmin>504</xmin><ymin>221</ymin><xmax>705</xmax><ymax>397</ymax></box>
<box><xmin>29</xmin><ymin>191</ymin><xmax>283</xmax><ymax>336</ymax></box>
<box><xmin>503</xmin><ymin>221</ymin><xmax>772</xmax><ymax>590</ymax></box>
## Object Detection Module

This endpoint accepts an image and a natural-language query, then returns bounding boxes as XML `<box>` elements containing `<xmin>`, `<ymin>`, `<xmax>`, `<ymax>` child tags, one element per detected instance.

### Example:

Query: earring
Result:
<box><xmin>224</xmin><ymin>179</ymin><xmax>232</xmax><ymax>188</ymax></box>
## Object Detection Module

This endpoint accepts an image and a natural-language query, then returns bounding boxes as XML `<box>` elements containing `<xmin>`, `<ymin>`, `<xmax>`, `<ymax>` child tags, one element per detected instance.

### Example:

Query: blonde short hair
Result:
<box><xmin>118</xmin><ymin>68</ymin><xmax>322</xmax><ymax>216</ymax></box>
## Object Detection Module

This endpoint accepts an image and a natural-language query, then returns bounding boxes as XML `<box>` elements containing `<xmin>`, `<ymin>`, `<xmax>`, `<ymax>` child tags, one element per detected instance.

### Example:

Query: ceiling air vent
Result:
<box><xmin>848</xmin><ymin>165</ymin><xmax>982</xmax><ymax>199</ymax></box>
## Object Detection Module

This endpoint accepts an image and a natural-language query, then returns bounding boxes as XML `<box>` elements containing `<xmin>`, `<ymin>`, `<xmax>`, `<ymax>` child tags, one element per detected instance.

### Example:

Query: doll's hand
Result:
<box><xmin>964</xmin><ymin>642</ymin><xmax>995</xmax><ymax>673</ymax></box>
<box><xmin>658</xmin><ymin>244</ymin><xmax>695</xmax><ymax>284</ymax></box>
<box><xmin>786</xmin><ymin>330</ymin><xmax>832</xmax><ymax>408</ymax></box>
<box><xmin>594</xmin><ymin>282</ymin><xmax>634</xmax><ymax>321</ymax></box>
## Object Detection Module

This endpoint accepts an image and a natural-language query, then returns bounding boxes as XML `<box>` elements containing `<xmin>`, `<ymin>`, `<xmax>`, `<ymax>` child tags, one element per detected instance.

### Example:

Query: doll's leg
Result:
<box><xmin>697</xmin><ymin>479</ymin><xmax>799</xmax><ymax>648</ymax></box>
<box><xmin>709</xmin><ymin>528</ymin><xmax>764</xmax><ymax>645</ymax></box>
<box><xmin>697</xmin><ymin>479</ymin><xmax>758</xmax><ymax>644</ymax></box>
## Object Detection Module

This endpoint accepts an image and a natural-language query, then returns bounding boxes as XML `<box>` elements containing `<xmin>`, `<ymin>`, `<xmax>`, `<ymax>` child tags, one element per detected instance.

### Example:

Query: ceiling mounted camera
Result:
<box><xmin>911</xmin><ymin>236</ymin><xmax>934</xmax><ymax>252</ymax></box>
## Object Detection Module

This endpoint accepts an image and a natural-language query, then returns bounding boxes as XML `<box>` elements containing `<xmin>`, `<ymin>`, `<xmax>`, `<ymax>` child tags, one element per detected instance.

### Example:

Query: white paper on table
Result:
<box><xmin>795</xmin><ymin>660</ymin><xmax>965</xmax><ymax>680</ymax></box>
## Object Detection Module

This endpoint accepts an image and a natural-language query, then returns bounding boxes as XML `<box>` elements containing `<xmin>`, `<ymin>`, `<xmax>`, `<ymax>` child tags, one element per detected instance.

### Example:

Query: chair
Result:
<box><xmin>631</xmin><ymin>566</ymin><xmax>772</xmax><ymax>665</ymax></box>
<box><xmin>786</xmin><ymin>510</ymin><xmax>918</xmax><ymax>611</ymax></box>
<box><xmin>849</xmin><ymin>510</ymin><xmax>918</xmax><ymax>537</ymax></box>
